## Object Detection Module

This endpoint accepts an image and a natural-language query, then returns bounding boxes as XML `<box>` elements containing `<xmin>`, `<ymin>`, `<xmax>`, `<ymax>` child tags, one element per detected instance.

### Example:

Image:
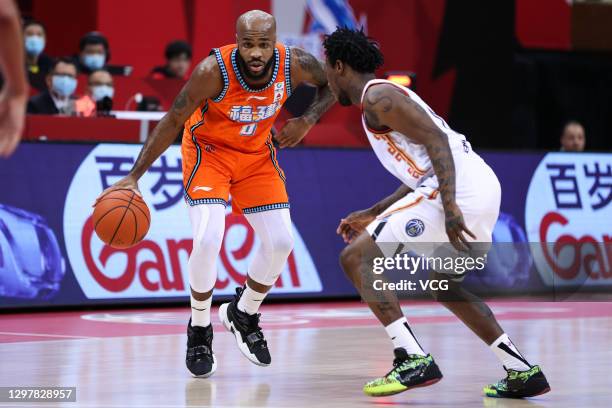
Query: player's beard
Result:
<box><xmin>236</xmin><ymin>51</ymin><xmax>275</xmax><ymax>81</ymax></box>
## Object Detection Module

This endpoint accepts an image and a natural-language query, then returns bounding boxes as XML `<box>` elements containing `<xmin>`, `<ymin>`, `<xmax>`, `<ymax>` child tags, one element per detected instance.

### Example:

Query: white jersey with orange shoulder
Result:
<box><xmin>360</xmin><ymin>79</ymin><xmax>472</xmax><ymax>191</ymax></box>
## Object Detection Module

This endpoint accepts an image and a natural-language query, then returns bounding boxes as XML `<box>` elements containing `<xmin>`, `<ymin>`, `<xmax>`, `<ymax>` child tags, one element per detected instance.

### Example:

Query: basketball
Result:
<box><xmin>93</xmin><ymin>189</ymin><xmax>150</xmax><ymax>249</ymax></box>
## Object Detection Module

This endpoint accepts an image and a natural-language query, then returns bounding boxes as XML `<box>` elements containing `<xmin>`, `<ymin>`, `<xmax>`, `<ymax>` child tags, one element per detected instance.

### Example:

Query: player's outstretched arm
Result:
<box><xmin>94</xmin><ymin>56</ymin><xmax>222</xmax><ymax>202</ymax></box>
<box><xmin>0</xmin><ymin>0</ymin><xmax>29</xmax><ymax>158</ymax></box>
<box><xmin>275</xmin><ymin>47</ymin><xmax>336</xmax><ymax>148</ymax></box>
<box><xmin>337</xmin><ymin>184</ymin><xmax>413</xmax><ymax>243</ymax></box>
<box><xmin>363</xmin><ymin>85</ymin><xmax>475</xmax><ymax>251</ymax></box>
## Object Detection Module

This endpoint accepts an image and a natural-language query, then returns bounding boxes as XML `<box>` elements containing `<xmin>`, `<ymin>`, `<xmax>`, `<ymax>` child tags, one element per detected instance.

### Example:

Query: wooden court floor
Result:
<box><xmin>1</xmin><ymin>301</ymin><xmax>611</xmax><ymax>408</ymax></box>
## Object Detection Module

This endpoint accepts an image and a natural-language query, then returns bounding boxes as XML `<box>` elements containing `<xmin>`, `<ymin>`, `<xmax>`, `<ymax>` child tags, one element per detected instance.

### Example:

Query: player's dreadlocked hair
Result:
<box><xmin>323</xmin><ymin>27</ymin><xmax>384</xmax><ymax>73</ymax></box>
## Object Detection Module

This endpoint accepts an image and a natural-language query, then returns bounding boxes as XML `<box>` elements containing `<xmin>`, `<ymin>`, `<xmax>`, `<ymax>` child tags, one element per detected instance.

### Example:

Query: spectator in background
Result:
<box><xmin>560</xmin><ymin>120</ymin><xmax>586</xmax><ymax>152</ymax></box>
<box><xmin>150</xmin><ymin>40</ymin><xmax>191</xmax><ymax>80</ymax></box>
<box><xmin>23</xmin><ymin>19</ymin><xmax>53</xmax><ymax>91</ymax></box>
<box><xmin>27</xmin><ymin>57</ymin><xmax>77</xmax><ymax>115</ymax></box>
<box><xmin>75</xmin><ymin>69</ymin><xmax>114</xmax><ymax>117</ymax></box>
<box><xmin>75</xmin><ymin>32</ymin><xmax>131</xmax><ymax>76</ymax></box>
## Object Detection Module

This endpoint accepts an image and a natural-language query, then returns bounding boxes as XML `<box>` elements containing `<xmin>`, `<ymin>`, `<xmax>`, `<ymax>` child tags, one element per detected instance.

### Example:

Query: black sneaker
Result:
<box><xmin>218</xmin><ymin>286</ymin><xmax>271</xmax><ymax>366</ymax></box>
<box><xmin>185</xmin><ymin>318</ymin><xmax>217</xmax><ymax>377</ymax></box>
<box><xmin>363</xmin><ymin>348</ymin><xmax>443</xmax><ymax>397</ymax></box>
<box><xmin>484</xmin><ymin>365</ymin><xmax>550</xmax><ymax>398</ymax></box>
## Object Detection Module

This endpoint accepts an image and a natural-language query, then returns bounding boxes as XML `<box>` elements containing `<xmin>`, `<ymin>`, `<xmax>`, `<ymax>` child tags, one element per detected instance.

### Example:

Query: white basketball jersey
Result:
<box><xmin>361</xmin><ymin>79</ymin><xmax>471</xmax><ymax>190</ymax></box>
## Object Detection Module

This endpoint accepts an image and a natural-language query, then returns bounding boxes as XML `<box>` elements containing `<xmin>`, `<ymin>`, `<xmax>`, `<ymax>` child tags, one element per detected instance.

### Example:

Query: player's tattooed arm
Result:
<box><xmin>370</xmin><ymin>184</ymin><xmax>413</xmax><ymax>215</ymax></box>
<box><xmin>364</xmin><ymin>85</ymin><xmax>475</xmax><ymax>251</ymax></box>
<box><xmin>290</xmin><ymin>47</ymin><xmax>336</xmax><ymax>125</ymax></box>
<box><xmin>364</xmin><ymin>86</ymin><xmax>457</xmax><ymax>208</ymax></box>
<box><xmin>275</xmin><ymin>47</ymin><xmax>336</xmax><ymax>148</ymax></box>
<box><xmin>129</xmin><ymin>56</ymin><xmax>223</xmax><ymax>180</ymax></box>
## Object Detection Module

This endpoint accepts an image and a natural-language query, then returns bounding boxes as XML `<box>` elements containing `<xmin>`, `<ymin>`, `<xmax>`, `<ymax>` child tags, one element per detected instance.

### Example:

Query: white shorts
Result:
<box><xmin>366</xmin><ymin>152</ymin><xmax>501</xmax><ymax>275</ymax></box>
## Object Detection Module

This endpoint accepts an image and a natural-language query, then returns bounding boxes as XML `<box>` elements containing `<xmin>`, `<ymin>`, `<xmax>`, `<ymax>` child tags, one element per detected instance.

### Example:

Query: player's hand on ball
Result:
<box><xmin>93</xmin><ymin>175</ymin><xmax>142</xmax><ymax>207</ymax></box>
<box><xmin>275</xmin><ymin>116</ymin><xmax>314</xmax><ymax>148</ymax></box>
<box><xmin>337</xmin><ymin>209</ymin><xmax>377</xmax><ymax>244</ymax></box>
<box><xmin>444</xmin><ymin>203</ymin><xmax>476</xmax><ymax>253</ymax></box>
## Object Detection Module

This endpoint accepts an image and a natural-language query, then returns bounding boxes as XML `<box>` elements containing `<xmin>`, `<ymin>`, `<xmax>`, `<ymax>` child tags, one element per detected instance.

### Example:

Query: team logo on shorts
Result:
<box><xmin>405</xmin><ymin>219</ymin><xmax>425</xmax><ymax>237</ymax></box>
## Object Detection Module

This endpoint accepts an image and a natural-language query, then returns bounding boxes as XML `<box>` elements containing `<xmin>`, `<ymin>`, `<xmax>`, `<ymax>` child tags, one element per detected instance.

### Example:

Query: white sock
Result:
<box><xmin>385</xmin><ymin>317</ymin><xmax>426</xmax><ymax>356</ymax></box>
<box><xmin>490</xmin><ymin>333</ymin><xmax>531</xmax><ymax>371</ymax></box>
<box><xmin>237</xmin><ymin>284</ymin><xmax>266</xmax><ymax>315</ymax></box>
<box><xmin>190</xmin><ymin>295</ymin><xmax>212</xmax><ymax>327</ymax></box>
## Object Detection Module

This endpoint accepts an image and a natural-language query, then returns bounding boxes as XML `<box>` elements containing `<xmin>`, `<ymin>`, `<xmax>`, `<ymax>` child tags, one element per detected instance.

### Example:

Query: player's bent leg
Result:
<box><xmin>427</xmin><ymin>271</ymin><xmax>550</xmax><ymax>398</ymax></box>
<box><xmin>339</xmin><ymin>232</ymin><xmax>442</xmax><ymax>397</ymax></box>
<box><xmin>339</xmin><ymin>232</ymin><xmax>404</xmax><ymax>325</ymax></box>
<box><xmin>427</xmin><ymin>270</ymin><xmax>504</xmax><ymax>344</ymax></box>
<box><xmin>218</xmin><ymin>208</ymin><xmax>294</xmax><ymax>367</ymax></box>
<box><xmin>185</xmin><ymin>204</ymin><xmax>225</xmax><ymax>378</ymax></box>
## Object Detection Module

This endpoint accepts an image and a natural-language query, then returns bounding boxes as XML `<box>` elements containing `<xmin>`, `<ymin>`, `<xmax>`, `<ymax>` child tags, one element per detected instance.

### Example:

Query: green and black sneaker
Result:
<box><xmin>484</xmin><ymin>365</ymin><xmax>550</xmax><ymax>398</ymax></box>
<box><xmin>363</xmin><ymin>348</ymin><xmax>443</xmax><ymax>397</ymax></box>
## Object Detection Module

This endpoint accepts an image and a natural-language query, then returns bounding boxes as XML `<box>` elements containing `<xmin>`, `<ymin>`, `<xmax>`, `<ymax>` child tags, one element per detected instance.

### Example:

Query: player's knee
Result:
<box><xmin>264</xmin><ymin>228</ymin><xmax>294</xmax><ymax>258</ymax></box>
<box><xmin>192</xmin><ymin>231</ymin><xmax>223</xmax><ymax>257</ymax></box>
<box><xmin>428</xmin><ymin>277</ymin><xmax>459</xmax><ymax>303</ymax></box>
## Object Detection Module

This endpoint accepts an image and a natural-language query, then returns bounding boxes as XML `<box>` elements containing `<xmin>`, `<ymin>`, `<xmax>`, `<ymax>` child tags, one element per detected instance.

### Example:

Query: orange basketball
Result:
<box><xmin>93</xmin><ymin>189</ymin><xmax>150</xmax><ymax>249</ymax></box>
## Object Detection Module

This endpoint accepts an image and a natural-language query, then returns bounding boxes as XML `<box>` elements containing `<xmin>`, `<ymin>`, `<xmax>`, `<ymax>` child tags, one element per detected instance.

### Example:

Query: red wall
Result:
<box><xmin>350</xmin><ymin>0</ymin><xmax>453</xmax><ymax>117</ymax></box>
<box><xmin>32</xmin><ymin>0</ymin><xmax>98</xmax><ymax>58</ymax></box>
<box><xmin>29</xmin><ymin>0</ymin><xmax>272</xmax><ymax>76</ymax></box>
<box><xmin>191</xmin><ymin>0</ymin><xmax>271</xmax><ymax>64</ymax></box>
<box><xmin>515</xmin><ymin>0</ymin><xmax>571</xmax><ymax>50</ymax></box>
<box><xmin>97</xmin><ymin>0</ymin><xmax>190</xmax><ymax>76</ymax></box>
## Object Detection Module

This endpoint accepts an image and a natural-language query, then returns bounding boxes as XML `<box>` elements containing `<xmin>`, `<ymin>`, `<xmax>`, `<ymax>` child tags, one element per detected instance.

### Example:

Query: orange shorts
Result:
<box><xmin>181</xmin><ymin>137</ymin><xmax>289</xmax><ymax>215</ymax></box>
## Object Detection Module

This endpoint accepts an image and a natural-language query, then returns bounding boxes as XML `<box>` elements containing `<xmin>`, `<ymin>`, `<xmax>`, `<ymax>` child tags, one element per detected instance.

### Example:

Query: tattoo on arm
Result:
<box><xmin>370</xmin><ymin>184</ymin><xmax>413</xmax><ymax>215</ymax></box>
<box><xmin>399</xmin><ymin>95</ymin><xmax>457</xmax><ymax>212</ymax></box>
<box><xmin>172</xmin><ymin>89</ymin><xmax>188</xmax><ymax>113</ymax></box>
<box><xmin>364</xmin><ymin>88</ymin><xmax>394</xmax><ymax>130</ymax></box>
<box><xmin>292</xmin><ymin>48</ymin><xmax>336</xmax><ymax>124</ymax></box>
<box><xmin>302</xmin><ymin>85</ymin><xmax>335</xmax><ymax>124</ymax></box>
<box><xmin>366</xmin><ymin>89</ymin><xmax>393</xmax><ymax>112</ymax></box>
<box><xmin>293</xmin><ymin>47</ymin><xmax>326</xmax><ymax>86</ymax></box>
<box><xmin>379</xmin><ymin>91</ymin><xmax>458</xmax><ymax>214</ymax></box>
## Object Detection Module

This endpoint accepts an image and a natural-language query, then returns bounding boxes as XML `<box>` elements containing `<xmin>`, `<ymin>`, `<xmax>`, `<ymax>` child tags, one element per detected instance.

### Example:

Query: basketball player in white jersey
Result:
<box><xmin>322</xmin><ymin>28</ymin><xmax>550</xmax><ymax>399</ymax></box>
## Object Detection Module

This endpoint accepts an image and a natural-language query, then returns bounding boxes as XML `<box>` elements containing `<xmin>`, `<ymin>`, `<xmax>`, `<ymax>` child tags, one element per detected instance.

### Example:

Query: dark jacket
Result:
<box><xmin>27</xmin><ymin>90</ymin><xmax>59</xmax><ymax>115</ymax></box>
<box><xmin>26</xmin><ymin>53</ymin><xmax>54</xmax><ymax>92</ymax></box>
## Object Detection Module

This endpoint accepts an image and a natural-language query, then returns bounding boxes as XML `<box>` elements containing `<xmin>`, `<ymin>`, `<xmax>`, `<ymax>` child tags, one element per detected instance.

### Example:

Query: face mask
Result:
<box><xmin>83</xmin><ymin>54</ymin><xmax>105</xmax><ymax>70</ymax></box>
<box><xmin>51</xmin><ymin>75</ymin><xmax>77</xmax><ymax>97</ymax></box>
<box><xmin>25</xmin><ymin>36</ymin><xmax>45</xmax><ymax>56</ymax></box>
<box><xmin>91</xmin><ymin>85</ymin><xmax>114</xmax><ymax>101</ymax></box>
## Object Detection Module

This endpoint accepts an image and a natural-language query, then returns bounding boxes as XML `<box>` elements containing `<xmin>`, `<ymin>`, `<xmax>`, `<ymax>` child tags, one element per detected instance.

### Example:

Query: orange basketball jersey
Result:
<box><xmin>184</xmin><ymin>43</ymin><xmax>293</xmax><ymax>153</ymax></box>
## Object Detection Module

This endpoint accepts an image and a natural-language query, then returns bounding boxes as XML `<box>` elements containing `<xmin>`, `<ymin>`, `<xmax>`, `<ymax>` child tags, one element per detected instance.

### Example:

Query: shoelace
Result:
<box><xmin>386</xmin><ymin>355</ymin><xmax>427</xmax><ymax>378</ymax></box>
<box><xmin>493</xmin><ymin>368</ymin><xmax>534</xmax><ymax>390</ymax></box>
<box><xmin>189</xmin><ymin>326</ymin><xmax>212</xmax><ymax>347</ymax></box>
<box><xmin>234</xmin><ymin>287</ymin><xmax>266</xmax><ymax>344</ymax></box>
<box><xmin>244</xmin><ymin>313</ymin><xmax>267</xmax><ymax>346</ymax></box>
<box><xmin>190</xmin><ymin>344</ymin><xmax>212</xmax><ymax>358</ymax></box>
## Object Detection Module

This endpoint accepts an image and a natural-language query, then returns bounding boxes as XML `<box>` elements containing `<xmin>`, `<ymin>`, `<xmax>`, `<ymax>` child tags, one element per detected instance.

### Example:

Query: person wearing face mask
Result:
<box><xmin>75</xmin><ymin>69</ymin><xmax>114</xmax><ymax>117</ymax></box>
<box><xmin>27</xmin><ymin>57</ymin><xmax>78</xmax><ymax>115</ymax></box>
<box><xmin>74</xmin><ymin>32</ymin><xmax>131</xmax><ymax>76</ymax></box>
<box><xmin>23</xmin><ymin>19</ymin><xmax>53</xmax><ymax>91</ymax></box>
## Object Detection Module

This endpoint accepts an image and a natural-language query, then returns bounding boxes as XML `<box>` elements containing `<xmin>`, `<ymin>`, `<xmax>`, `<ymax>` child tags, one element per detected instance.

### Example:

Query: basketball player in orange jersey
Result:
<box><xmin>97</xmin><ymin>10</ymin><xmax>335</xmax><ymax>377</ymax></box>
<box><xmin>0</xmin><ymin>0</ymin><xmax>28</xmax><ymax>158</ymax></box>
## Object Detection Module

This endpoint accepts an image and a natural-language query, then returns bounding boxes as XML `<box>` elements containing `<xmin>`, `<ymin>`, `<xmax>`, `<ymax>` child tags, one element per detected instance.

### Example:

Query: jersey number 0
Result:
<box><xmin>240</xmin><ymin>124</ymin><xmax>258</xmax><ymax>136</ymax></box>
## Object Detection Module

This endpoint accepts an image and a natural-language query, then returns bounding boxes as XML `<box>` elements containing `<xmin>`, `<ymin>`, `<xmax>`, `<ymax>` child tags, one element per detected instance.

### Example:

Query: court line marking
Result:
<box><xmin>0</xmin><ymin>331</ymin><xmax>93</xmax><ymax>339</ymax></box>
<box><xmin>3</xmin><ymin>315</ymin><xmax>612</xmax><ymax>346</ymax></box>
